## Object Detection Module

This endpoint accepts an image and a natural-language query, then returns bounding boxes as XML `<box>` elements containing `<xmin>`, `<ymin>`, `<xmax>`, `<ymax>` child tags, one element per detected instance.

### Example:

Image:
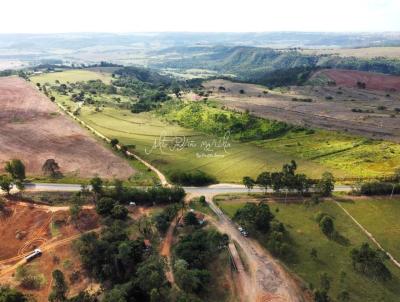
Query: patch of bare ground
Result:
<box><xmin>204</xmin><ymin>78</ymin><xmax>400</xmax><ymax>142</ymax></box>
<box><xmin>314</xmin><ymin>69</ymin><xmax>400</xmax><ymax>92</ymax></box>
<box><xmin>0</xmin><ymin>202</ymin><xmax>100</xmax><ymax>301</ymax></box>
<box><xmin>0</xmin><ymin>76</ymin><xmax>134</xmax><ymax>179</ymax></box>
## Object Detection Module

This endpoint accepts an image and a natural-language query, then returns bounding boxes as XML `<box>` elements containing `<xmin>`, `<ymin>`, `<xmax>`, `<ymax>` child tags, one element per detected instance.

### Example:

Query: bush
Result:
<box><xmin>169</xmin><ymin>170</ymin><xmax>217</xmax><ymax>186</ymax></box>
<box><xmin>319</xmin><ymin>216</ymin><xmax>334</xmax><ymax>237</ymax></box>
<box><xmin>360</xmin><ymin>182</ymin><xmax>400</xmax><ymax>195</ymax></box>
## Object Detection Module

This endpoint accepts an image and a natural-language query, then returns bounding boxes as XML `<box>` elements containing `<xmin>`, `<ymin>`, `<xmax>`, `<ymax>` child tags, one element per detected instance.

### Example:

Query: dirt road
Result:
<box><xmin>196</xmin><ymin>192</ymin><xmax>309</xmax><ymax>302</ymax></box>
<box><xmin>0</xmin><ymin>228</ymin><xmax>100</xmax><ymax>278</ymax></box>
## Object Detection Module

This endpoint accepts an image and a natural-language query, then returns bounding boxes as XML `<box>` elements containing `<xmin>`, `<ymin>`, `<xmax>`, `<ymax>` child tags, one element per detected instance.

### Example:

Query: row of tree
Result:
<box><xmin>242</xmin><ymin>161</ymin><xmax>335</xmax><ymax>197</ymax></box>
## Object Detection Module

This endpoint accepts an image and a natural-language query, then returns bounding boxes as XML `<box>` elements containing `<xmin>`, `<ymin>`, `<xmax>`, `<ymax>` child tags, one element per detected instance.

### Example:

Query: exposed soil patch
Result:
<box><xmin>0</xmin><ymin>77</ymin><xmax>134</xmax><ymax>179</ymax></box>
<box><xmin>314</xmin><ymin>69</ymin><xmax>400</xmax><ymax>92</ymax></box>
<box><xmin>0</xmin><ymin>202</ymin><xmax>100</xmax><ymax>301</ymax></box>
<box><xmin>204</xmin><ymin>79</ymin><xmax>400</xmax><ymax>142</ymax></box>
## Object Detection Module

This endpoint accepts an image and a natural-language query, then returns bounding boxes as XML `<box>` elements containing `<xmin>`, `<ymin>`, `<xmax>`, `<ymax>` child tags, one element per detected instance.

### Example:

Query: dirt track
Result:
<box><xmin>0</xmin><ymin>77</ymin><xmax>134</xmax><ymax>178</ymax></box>
<box><xmin>192</xmin><ymin>192</ymin><xmax>309</xmax><ymax>302</ymax></box>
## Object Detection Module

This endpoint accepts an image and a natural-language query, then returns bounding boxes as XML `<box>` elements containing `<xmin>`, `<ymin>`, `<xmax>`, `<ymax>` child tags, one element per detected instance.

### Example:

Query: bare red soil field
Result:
<box><xmin>0</xmin><ymin>77</ymin><xmax>134</xmax><ymax>179</ymax></box>
<box><xmin>0</xmin><ymin>202</ymin><xmax>100</xmax><ymax>301</ymax></box>
<box><xmin>314</xmin><ymin>69</ymin><xmax>400</xmax><ymax>92</ymax></box>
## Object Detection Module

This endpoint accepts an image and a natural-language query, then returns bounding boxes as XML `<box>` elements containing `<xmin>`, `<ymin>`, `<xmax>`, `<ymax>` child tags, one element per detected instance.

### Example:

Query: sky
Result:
<box><xmin>1</xmin><ymin>0</ymin><xmax>399</xmax><ymax>33</ymax></box>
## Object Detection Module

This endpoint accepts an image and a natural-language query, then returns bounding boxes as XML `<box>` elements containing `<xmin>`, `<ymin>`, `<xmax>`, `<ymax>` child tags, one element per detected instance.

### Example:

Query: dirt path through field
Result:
<box><xmin>334</xmin><ymin>200</ymin><xmax>400</xmax><ymax>269</ymax></box>
<box><xmin>195</xmin><ymin>192</ymin><xmax>309</xmax><ymax>302</ymax></box>
<box><xmin>0</xmin><ymin>228</ymin><xmax>101</xmax><ymax>278</ymax></box>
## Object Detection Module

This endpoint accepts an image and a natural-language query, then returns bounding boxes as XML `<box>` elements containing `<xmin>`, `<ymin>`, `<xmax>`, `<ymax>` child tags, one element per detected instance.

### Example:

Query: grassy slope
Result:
<box><xmin>32</xmin><ymin>69</ymin><xmax>113</xmax><ymax>85</ymax></box>
<box><xmin>31</xmin><ymin>69</ymin><xmax>400</xmax><ymax>182</ymax></box>
<box><xmin>217</xmin><ymin>197</ymin><xmax>400</xmax><ymax>302</ymax></box>
<box><xmin>258</xmin><ymin>131</ymin><xmax>400</xmax><ymax>178</ymax></box>
<box><xmin>340</xmin><ymin>198</ymin><xmax>400</xmax><ymax>261</ymax></box>
<box><xmin>77</xmin><ymin>106</ymin><xmax>344</xmax><ymax>182</ymax></box>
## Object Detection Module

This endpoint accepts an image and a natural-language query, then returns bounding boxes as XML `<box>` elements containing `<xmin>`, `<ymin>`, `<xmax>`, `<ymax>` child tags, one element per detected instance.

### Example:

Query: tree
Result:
<box><xmin>111</xmin><ymin>204</ymin><xmax>128</xmax><ymax>220</ymax></box>
<box><xmin>90</xmin><ymin>177</ymin><xmax>103</xmax><ymax>202</ymax></box>
<box><xmin>174</xmin><ymin>259</ymin><xmax>210</xmax><ymax>293</ymax></box>
<box><xmin>243</xmin><ymin>176</ymin><xmax>255</xmax><ymax>193</ymax></box>
<box><xmin>314</xmin><ymin>290</ymin><xmax>331</xmax><ymax>302</ymax></box>
<box><xmin>320</xmin><ymin>272</ymin><xmax>331</xmax><ymax>292</ymax></box>
<box><xmin>310</xmin><ymin>248</ymin><xmax>318</xmax><ymax>260</ymax></box>
<box><xmin>0</xmin><ymin>175</ymin><xmax>13</xmax><ymax>195</ymax></box>
<box><xmin>318</xmin><ymin>172</ymin><xmax>335</xmax><ymax>197</ymax></box>
<box><xmin>113</xmin><ymin>179</ymin><xmax>124</xmax><ymax>200</ymax></box>
<box><xmin>256</xmin><ymin>172</ymin><xmax>271</xmax><ymax>193</ymax></box>
<box><xmin>5</xmin><ymin>159</ymin><xmax>26</xmax><ymax>182</ymax></box>
<box><xmin>184</xmin><ymin>212</ymin><xmax>199</xmax><ymax>226</ymax></box>
<box><xmin>350</xmin><ymin>243</ymin><xmax>392</xmax><ymax>281</ymax></box>
<box><xmin>69</xmin><ymin>291</ymin><xmax>97</xmax><ymax>302</ymax></box>
<box><xmin>172</xmin><ymin>86</ymin><xmax>182</xmax><ymax>98</ymax></box>
<box><xmin>0</xmin><ymin>285</ymin><xmax>28</xmax><ymax>302</ymax></box>
<box><xmin>234</xmin><ymin>202</ymin><xmax>274</xmax><ymax>233</ymax></box>
<box><xmin>110</xmin><ymin>138</ymin><xmax>119</xmax><ymax>148</ymax></box>
<box><xmin>49</xmin><ymin>269</ymin><xmax>68</xmax><ymax>302</ymax></box>
<box><xmin>198</xmin><ymin>195</ymin><xmax>206</xmax><ymax>206</ymax></box>
<box><xmin>136</xmin><ymin>256</ymin><xmax>167</xmax><ymax>293</ymax></box>
<box><xmin>42</xmin><ymin>159</ymin><xmax>62</xmax><ymax>178</ymax></box>
<box><xmin>337</xmin><ymin>290</ymin><xmax>350</xmax><ymax>302</ymax></box>
<box><xmin>96</xmin><ymin>197</ymin><xmax>116</xmax><ymax>216</ymax></box>
<box><xmin>70</xmin><ymin>202</ymin><xmax>82</xmax><ymax>224</ymax></box>
<box><xmin>319</xmin><ymin>216</ymin><xmax>334</xmax><ymax>237</ymax></box>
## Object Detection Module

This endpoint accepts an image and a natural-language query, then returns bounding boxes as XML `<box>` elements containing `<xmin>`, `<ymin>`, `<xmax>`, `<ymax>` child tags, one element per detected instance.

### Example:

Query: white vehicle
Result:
<box><xmin>25</xmin><ymin>248</ymin><xmax>42</xmax><ymax>262</ymax></box>
<box><xmin>129</xmin><ymin>202</ymin><xmax>136</xmax><ymax>206</ymax></box>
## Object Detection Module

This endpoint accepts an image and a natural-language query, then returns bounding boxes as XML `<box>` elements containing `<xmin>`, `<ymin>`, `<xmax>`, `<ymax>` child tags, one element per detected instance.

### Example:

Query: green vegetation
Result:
<box><xmin>173</xmin><ymin>228</ymin><xmax>230</xmax><ymax>301</ymax></box>
<box><xmin>189</xmin><ymin>197</ymin><xmax>216</xmax><ymax>218</ymax></box>
<box><xmin>15</xmin><ymin>264</ymin><xmax>46</xmax><ymax>290</ymax></box>
<box><xmin>340</xmin><ymin>197</ymin><xmax>400</xmax><ymax>261</ymax></box>
<box><xmin>157</xmin><ymin>46</ymin><xmax>400</xmax><ymax>82</ymax></box>
<box><xmin>0</xmin><ymin>285</ymin><xmax>28</xmax><ymax>302</ymax></box>
<box><xmin>32</xmin><ymin>69</ymin><xmax>113</xmax><ymax>85</ymax></box>
<box><xmin>217</xmin><ymin>196</ymin><xmax>400</xmax><ymax>302</ymax></box>
<box><xmin>30</xmin><ymin>69</ymin><xmax>400</xmax><ymax>183</ymax></box>
<box><xmin>159</xmin><ymin>100</ymin><xmax>296</xmax><ymax>141</ymax></box>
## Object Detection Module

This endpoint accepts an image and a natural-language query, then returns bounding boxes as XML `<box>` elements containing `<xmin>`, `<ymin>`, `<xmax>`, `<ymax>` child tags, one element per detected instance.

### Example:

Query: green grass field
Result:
<box><xmin>339</xmin><ymin>197</ymin><xmax>400</xmax><ymax>261</ymax></box>
<box><xmin>29</xmin><ymin>69</ymin><xmax>400</xmax><ymax>183</ymax></box>
<box><xmin>32</xmin><ymin>69</ymin><xmax>113</xmax><ymax>85</ymax></box>
<box><xmin>77</xmin><ymin>106</ymin><xmax>347</xmax><ymax>182</ymax></box>
<box><xmin>257</xmin><ymin>131</ymin><xmax>400</xmax><ymax>178</ymax></box>
<box><xmin>217</xmin><ymin>196</ymin><xmax>400</xmax><ymax>302</ymax></box>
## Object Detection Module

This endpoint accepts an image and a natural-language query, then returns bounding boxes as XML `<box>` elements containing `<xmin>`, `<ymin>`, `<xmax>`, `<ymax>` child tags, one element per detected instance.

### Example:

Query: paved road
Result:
<box><xmin>21</xmin><ymin>182</ymin><xmax>352</xmax><ymax>194</ymax></box>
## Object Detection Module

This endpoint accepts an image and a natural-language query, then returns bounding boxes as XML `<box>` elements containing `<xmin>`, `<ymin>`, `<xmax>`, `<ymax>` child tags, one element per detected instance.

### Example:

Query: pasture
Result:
<box><xmin>32</xmin><ymin>69</ymin><xmax>113</xmax><ymax>85</ymax></box>
<box><xmin>217</xmin><ymin>196</ymin><xmax>400</xmax><ymax>302</ymax></box>
<box><xmin>30</xmin><ymin>69</ymin><xmax>400</xmax><ymax>182</ymax></box>
<box><xmin>76</xmin><ymin>106</ymin><xmax>347</xmax><ymax>182</ymax></box>
<box><xmin>339</xmin><ymin>197</ymin><xmax>400</xmax><ymax>261</ymax></box>
<box><xmin>302</xmin><ymin>47</ymin><xmax>400</xmax><ymax>59</ymax></box>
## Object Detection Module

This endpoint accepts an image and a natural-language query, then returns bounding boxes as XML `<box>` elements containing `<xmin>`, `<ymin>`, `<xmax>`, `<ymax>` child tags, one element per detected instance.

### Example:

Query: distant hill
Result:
<box><xmin>115</xmin><ymin>66</ymin><xmax>172</xmax><ymax>85</ymax></box>
<box><xmin>154</xmin><ymin>46</ymin><xmax>400</xmax><ymax>85</ymax></box>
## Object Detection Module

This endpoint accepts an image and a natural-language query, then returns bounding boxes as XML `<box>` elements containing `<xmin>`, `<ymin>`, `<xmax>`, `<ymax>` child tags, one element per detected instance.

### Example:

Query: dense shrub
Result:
<box><xmin>169</xmin><ymin>170</ymin><xmax>217</xmax><ymax>186</ymax></box>
<box><xmin>360</xmin><ymin>182</ymin><xmax>400</xmax><ymax>195</ymax></box>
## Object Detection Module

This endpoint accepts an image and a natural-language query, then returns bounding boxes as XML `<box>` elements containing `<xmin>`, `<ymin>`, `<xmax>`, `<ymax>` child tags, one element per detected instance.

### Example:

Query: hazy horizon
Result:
<box><xmin>1</xmin><ymin>0</ymin><xmax>400</xmax><ymax>33</ymax></box>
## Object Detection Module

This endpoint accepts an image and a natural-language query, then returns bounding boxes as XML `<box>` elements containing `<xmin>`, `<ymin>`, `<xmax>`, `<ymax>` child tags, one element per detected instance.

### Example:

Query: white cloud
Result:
<box><xmin>1</xmin><ymin>0</ymin><xmax>399</xmax><ymax>33</ymax></box>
